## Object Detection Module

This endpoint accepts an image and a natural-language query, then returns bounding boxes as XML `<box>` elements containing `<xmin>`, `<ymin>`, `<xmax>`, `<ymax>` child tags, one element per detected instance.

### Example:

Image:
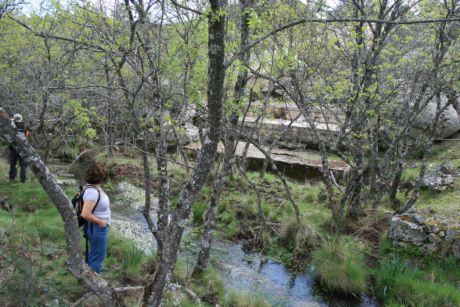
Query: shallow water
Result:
<box><xmin>109</xmin><ymin>181</ymin><xmax>378</xmax><ymax>307</ymax></box>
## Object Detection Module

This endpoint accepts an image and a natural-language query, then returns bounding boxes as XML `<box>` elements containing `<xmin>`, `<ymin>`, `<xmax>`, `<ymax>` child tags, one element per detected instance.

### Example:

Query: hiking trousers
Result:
<box><xmin>84</xmin><ymin>222</ymin><xmax>109</xmax><ymax>274</ymax></box>
<box><xmin>9</xmin><ymin>147</ymin><xmax>27</xmax><ymax>183</ymax></box>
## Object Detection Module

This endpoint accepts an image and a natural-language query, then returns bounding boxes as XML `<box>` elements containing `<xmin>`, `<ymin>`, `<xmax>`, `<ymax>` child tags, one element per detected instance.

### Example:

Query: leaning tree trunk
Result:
<box><xmin>142</xmin><ymin>0</ymin><xmax>227</xmax><ymax>305</ymax></box>
<box><xmin>0</xmin><ymin>108</ymin><xmax>125</xmax><ymax>306</ymax></box>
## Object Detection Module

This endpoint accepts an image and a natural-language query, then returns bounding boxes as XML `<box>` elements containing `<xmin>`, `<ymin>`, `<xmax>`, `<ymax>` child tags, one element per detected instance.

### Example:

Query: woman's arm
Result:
<box><xmin>81</xmin><ymin>200</ymin><xmax>107</xmax><ymax>227</ymax></box>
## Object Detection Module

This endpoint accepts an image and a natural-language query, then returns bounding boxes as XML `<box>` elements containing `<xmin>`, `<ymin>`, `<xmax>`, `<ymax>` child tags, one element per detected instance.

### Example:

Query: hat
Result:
<box><xmin>12</xmin><ymin>114</ymin><xmax>22</xmax><ymax>122</ymax></box>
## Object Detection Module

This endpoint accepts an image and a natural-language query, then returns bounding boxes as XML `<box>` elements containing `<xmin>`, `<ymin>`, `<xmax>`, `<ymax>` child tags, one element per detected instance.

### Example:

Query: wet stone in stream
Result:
<box><xmin>111</xmin><ymin>182</ymin><xmax>157</xmax><ymax>253</ymax></box>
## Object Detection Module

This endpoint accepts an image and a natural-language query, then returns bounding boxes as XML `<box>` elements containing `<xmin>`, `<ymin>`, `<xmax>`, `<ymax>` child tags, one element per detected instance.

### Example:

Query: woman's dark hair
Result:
<box><xmin>85</xmin><ymin>162</ymin><xmax>108</xmax><ymax>184</ymax></box>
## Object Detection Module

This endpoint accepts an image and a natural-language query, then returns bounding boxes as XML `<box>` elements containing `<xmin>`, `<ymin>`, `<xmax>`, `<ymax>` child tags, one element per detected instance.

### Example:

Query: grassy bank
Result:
<box><xmin>0</xmin><ymin>156</ymin><xmax>271</xmax><ymax>306</ymax></box>
<box><xmin>375</xmin><ymin>239</ymin><xmax>460</xmax><ymax>306</ymax></box>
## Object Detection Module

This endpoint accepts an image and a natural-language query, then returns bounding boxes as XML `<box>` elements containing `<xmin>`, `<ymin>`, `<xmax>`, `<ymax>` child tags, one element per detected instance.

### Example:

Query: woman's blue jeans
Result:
<box><xmin>84</xmin><ymin>222</ymin><xmax>108</xmax><ymax>274</ymax></box>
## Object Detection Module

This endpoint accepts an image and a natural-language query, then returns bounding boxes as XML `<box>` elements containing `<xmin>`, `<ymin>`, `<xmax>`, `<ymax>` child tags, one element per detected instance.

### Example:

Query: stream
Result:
<box><xmin>50</xmin><ymin>162</ymin><xmax>377</xmax><ymax>306</ymax></box>
<box><xmin>108</xmin><ymin>181</ymin><xmax>378</xmax><ymax>307</ymax></box>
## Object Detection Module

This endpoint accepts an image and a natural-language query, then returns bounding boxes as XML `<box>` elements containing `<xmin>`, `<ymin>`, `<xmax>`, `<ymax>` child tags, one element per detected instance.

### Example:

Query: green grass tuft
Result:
<box><xmin>223</xmin><ymin>291</ymin><xmax>271</xmax><ymax>307</ymax></box>
<box><xmin>106</xmin><ymin>233</ymin><xmax>148</xmax><ymax>282</ymax></box>
<box><xmin>192</xmin><ymin>200</ymin><xmax>207</xmax><ymax>225</ymax></box>
<box><xmin>312</xmin><ymin>235</ymin><xmax>368</xmax><ymax>295</ymax></box>
<box><xmin>278</xmin><ymin>220</ymin><xmax>317</xmax><ymax>254</ymax></box>
<box><xmin>190</xmin><ymin>267</ymin><xmax>225</xmax><ymax>303</ymax></box>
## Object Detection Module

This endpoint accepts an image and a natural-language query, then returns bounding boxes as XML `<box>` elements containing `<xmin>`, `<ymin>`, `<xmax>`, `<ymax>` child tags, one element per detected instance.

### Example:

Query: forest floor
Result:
<box><xmin>0</xmin><ymin>140</ymin><xmax>459</xmax><ymax>306</ymax></box>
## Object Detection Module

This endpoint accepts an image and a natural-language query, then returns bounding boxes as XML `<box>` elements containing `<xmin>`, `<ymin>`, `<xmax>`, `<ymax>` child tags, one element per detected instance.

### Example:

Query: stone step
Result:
<box><xmin>185</xmin><ymin>141</ymin><xmax>350</xmax><ymax>181</ymax></box>
<box><xmin>246</xmin><ymin>102</ymin><xmax>344</xmax><ymax>124</ymax></box>
<box><xmin>240</xmin><ymin>116</ymin><xmax>340</xmax><ymax>147</ymax></box>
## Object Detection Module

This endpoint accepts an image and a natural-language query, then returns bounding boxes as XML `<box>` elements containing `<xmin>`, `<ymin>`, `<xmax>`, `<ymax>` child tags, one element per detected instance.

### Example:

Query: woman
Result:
<box><xmin>81</xmin><ymin>163</ymin><xmax>111</xmax><ymax>274</ymax></box>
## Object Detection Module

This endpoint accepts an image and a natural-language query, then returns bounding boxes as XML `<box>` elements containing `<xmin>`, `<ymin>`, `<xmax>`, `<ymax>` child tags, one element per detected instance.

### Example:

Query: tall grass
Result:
<box><xmin>192</xmin><ymin>200</ymin><xmax>207</xmax><ymax>225</ymax></box>
<box><xmin>217</xmin><ymin>209</ymin><xmax>239</xmax><ymax>239</ymax></box>
<box><xmin>375</xmin><ymin>256</ymin><xmax>460</xmax><ymax>306</ymax></box>
<box><xmin>0</xmin><ymin>183</ymin><xmax>85</xmax><ymax>304</ymax></box>
<box><xmin>0</xmin><ymin>180</ymin><xmax>51</xmax><ymax>212</ymax></box>
<box><xmin>189</xmin><ymin>267</ymin><xmax>225</xmax><ymax>303</ymax></box>
<box><xmin>223</xmin><ymin>291</ymin><xmax>271</xmax><ymax>307</ymax></box>
<box><xmin>312</xmin><ymin>235</ymin><xmax>368</xmax><ymax>295</ymax></box>
<box><xmin>107</xmin><ymin>233</ymin><xmax>149</xmax><ymax>282</ymax></box>
<box><xmin>278</xmin><ymin>219</ymin><xmax>317</xmax><ymax>254</ymax></box>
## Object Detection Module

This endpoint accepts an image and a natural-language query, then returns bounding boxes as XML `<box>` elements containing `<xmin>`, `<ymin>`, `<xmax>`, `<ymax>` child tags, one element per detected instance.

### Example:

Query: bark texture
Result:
<box><xmin>143</xmin><ymin>0</ymin><xmax>227</xmax><ymax>305</ymax></box>
<box><xmin>192</xmin><ymin>0</ymin><xmax>253</xmax><ymax>277</ymax></box>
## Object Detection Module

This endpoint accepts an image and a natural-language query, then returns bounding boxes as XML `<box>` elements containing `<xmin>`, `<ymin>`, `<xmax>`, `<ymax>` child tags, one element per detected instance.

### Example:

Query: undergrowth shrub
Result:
<box><xmin>1</xmin><ymin>256</ymin><xmax>40</xmax><ymax>306</ymax></box>
<box><xmin>49</xmin><ymin>138</ymin><xmax>77</xmax><ymax>161</ymax></box>
<box><xmin>0</xmin><ymin>203</ymin><xmax>84</xmax><ymax>305</ymax></box>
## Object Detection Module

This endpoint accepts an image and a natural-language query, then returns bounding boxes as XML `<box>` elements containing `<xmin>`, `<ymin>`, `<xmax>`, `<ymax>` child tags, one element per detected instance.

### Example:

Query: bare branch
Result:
<box><xmin>170</xmin><ymin>0</ymin><xmax>203</xmax><ymax>15</ymax></box>
<box><xmin>226</xmin><ymin>16</ymin><xmax>460</xmax><ymax>67</ymax></box>
<box><xmin>8</xmin><ymin>15</ymin><xmax>109</xmax><ymax>53</ymax></box>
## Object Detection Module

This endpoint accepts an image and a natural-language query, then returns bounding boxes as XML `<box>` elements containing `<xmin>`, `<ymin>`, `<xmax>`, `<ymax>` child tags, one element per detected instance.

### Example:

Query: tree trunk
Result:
<box><xmin>192</xmin><ymin>0</ymin><xmax>253</xmax><ymax>278</ymax></box>
<box><xmin>143</xmin><ymin>0</ymin><xmax>227</xmax><ymax>304</ymax></box>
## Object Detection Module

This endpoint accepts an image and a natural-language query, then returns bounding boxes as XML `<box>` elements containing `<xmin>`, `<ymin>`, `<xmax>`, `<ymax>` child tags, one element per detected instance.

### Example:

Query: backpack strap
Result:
<box><xmin>82</xmin><ymin>184</ymin><xmax>101</xmax><ymax>213</ymax></box>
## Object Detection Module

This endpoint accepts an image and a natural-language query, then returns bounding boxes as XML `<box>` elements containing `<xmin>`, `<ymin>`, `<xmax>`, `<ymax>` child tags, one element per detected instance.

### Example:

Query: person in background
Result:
<box><xmin>80</xmin><ymin>163</ymin><xmax>111</xmax><ymax>274</ymax></box>
<box><xmin>9</xmin><ymin>114</ymin><xmax>29</xmax><ymax>183</ymax></box>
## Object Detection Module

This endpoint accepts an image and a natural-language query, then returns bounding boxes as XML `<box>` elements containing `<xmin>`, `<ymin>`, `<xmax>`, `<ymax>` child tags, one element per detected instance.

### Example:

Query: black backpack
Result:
<box><xmin>71</xmin><ymin>185</ymin><xmax>101</xmax><ymax>227</ymax></box>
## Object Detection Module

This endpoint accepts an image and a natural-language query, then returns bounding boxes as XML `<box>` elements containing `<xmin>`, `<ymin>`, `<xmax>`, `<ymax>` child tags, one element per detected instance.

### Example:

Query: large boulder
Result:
<box><xmin>388</xmin><ymin>215</ymin><xmax>426</xmax><ymax>243</ymax></box>
<box><xmin>420</xmin><ymin>162</ymin><xmax>457</xmax><ymax>192</ymax></box>
<box><xmin>453</xmin><ymin>240</ymin><xmax>460</xmax><ymax>259</ymax></box>
<box><xmin>411</xmin><ymin>94</ymin><xmax>460</xmax><ymax>139</ymax></box>
<box><xmin>389</xmin><ymin>211</ymin><xmax>460</xmax><ymax>259</ymax></box>
<box><xmin>166</xmin><ymin>122</ymin><xmax>200</xmax><ymax>146</ymax></box>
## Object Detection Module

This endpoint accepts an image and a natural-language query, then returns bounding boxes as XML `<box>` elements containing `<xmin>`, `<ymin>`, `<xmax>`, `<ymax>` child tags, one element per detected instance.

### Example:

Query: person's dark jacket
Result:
<box><xmin>8</xmin><ymin>121</ymin><xmax>27</xmax><ymax>153</ymax></box>
<box><xmin>14</xmin><ymin>121</ymin><xmax>25</xmax><ymax>132</ymax></box>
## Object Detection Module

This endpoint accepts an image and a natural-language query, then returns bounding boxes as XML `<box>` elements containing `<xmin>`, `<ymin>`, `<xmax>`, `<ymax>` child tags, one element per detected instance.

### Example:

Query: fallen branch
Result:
<box><xmin>175</xmin><ymin>284</ymin><xmax>201</xmax><ymax>305</ymax></box>
<box><xmin>67</xmin><ymin>149</ymin><xmax>93</xmax><ymax>172</ymax></box>
<box><xmin>71</xmin><ymin>286</ymin><xmax>144</xmax><ymax>307</ymax></box>
<box><xmin>71</xmin><ymin>282</ymin><xmax>202</xmax><ymax>306</ymax></box>
<box><xmin>329</xmin><ymin>170</ymin><xmax>345</xmax><ymax>193</ymax></box>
